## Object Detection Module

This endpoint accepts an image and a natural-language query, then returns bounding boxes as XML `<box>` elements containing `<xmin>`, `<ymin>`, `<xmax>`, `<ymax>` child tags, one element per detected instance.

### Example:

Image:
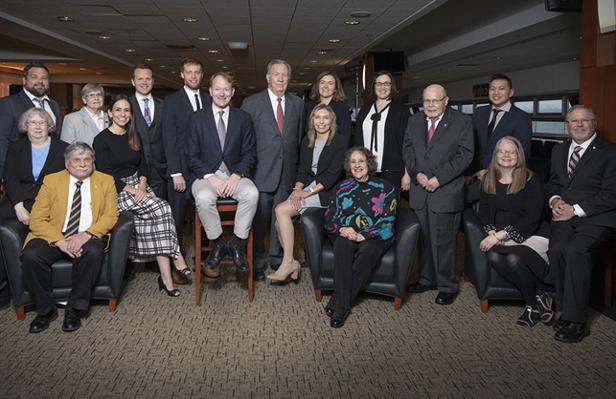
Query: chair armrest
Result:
<box><xmin>0</xmin><ymin>218</ymin><xmax>28</xmax><ymax>304</ymax></box>
<box><xmin>462</xmin><ymin>208</ymin><xmax>489</xmax><ymax>297</ymax></box>
<box><xmin>393</xmin><ymin>210</ymin><xmax>421</xmax><ymax>295</ymax></box>
<box><xmin>300</xmin><ymin>208</ymin><xmax>326</xmax><ymax>287</ymax></box>
<box><xmin>106</xmin><ymin>211</ymin><xmax>135</xmax><ymax>297</ymax></box>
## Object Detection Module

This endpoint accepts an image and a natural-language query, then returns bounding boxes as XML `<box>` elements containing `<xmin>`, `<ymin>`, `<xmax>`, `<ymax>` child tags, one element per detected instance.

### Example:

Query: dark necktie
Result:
<box><xmin>276</xmin><ymin>98</ymin><xmax>284</xmax><ymax>134</ymax></box>
<box><xmin>65</xmin><ymin>181</ymin><xmax>83</xmax><ymax>237</ymax></box>
<box><xmin>427</xmin><ymin>118</ymin><xmax>437</xmax><ymax>142</ymax></box>
<box><xmin>194</xmin><ymin>93</ymin><xmax>202</xmax><ymax>111</ymax></box>
<box><xmin>567</xmin><ymin>145</ymin><xmax>583</xmax><ymax>178</ymax></box>
<box><xmin>217</xmin><ymin>110</ymin><xmax>229</xmax><ymax>174</ymax></box>
<box><xmin>487</xmin><ymin>108</ymin><xmax>502</xmax><ymax>137</ymax></box>
<box><xmin>143</xmin><ymin>98</ymin><xmax>152</xmax><ymax>126</ymax></box>
<box><xmin>33</xmin><ymin>98</ymin><xmax>45</xmax><ymax>108</ymax></box>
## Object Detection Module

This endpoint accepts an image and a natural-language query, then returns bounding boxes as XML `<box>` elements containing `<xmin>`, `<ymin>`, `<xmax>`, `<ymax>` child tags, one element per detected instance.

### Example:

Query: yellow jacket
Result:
<box><xmin>25</xmin><ymin>170</ymin><xmax>118</xmax><ymax>246</ymax></box>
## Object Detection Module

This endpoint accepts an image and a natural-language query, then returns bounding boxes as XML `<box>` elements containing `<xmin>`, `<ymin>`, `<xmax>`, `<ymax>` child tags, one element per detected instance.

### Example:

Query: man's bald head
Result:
<box><xmin>422</xmin><ymin>84</ymin><xmax>449</xmax><ymax>119</ymax></box>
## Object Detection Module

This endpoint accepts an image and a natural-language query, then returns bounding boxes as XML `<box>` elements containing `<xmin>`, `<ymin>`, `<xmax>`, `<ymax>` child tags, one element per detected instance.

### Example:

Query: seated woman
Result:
<box><xmin>478</xmin><ymin>136</ymin><xmax>552</xmax><ymax>327</ymax></box>
<box><xmin>324</xmin><ymin>146</ymin><xmax>397</xmax><ymax>328</ymax></box>
<box><xmin>270</xmin><ymin>104</ymin><xmax>346</xmax><ymax>283</ymax></box>
<box><xmin>0</xmin><ymin>108</ymin><xmax>68</xmax><ymax>223</ymax></box>
<box><xmin>92</xmin><ymin>94</ymin><xmax>190</xmax><ymax>297</ymax></box>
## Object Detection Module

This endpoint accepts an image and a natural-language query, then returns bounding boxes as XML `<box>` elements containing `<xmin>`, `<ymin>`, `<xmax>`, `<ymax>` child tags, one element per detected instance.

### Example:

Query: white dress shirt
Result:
<box><xmin>267</xmin><ymin>88</ymin><xmax>285</xmax><ymax>125</ymax></box>
<box><xmin>24</xmin><ymin>89</ymin><xmax>56</xmax><ymax>124</ymax></box>
<box><xmin>62</xmin><ymin>175</ymin><xmax>93</xmax><ymax>234</ymax></box>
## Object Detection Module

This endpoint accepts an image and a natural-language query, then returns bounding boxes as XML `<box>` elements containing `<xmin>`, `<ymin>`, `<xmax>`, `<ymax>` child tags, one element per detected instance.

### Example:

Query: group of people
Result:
<box><xmin>0</xmin><ymin>61</ymin><xmax>614</xmax><ymax>343</ymax></box>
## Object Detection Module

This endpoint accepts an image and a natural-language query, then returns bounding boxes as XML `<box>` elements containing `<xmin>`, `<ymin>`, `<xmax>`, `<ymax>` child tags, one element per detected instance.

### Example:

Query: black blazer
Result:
<box><xmin>548</xmin><ymin>136</ymin><xmax>616</xmax><ymax>228</ymax></box>
<box><xmin>161</xmin><ymin>88</ymin><xmax>211</xmax><ymax>178</ymax></box>
<box><xmin>304</xmin><ymin>100</ymin><xmax>352</xmax><ymax>144</ymax></box>
<box><xmin>185</xmin><ymin>106</ymin><xmax>256</xmax><ymax>186</ymax></box>
<box><xmin>0</xmin><ymin>90</ymin><xmax>62</xmax><ymax>177</ymax></box>
<box><xmin>296</xmin><ymin>133</ymin><xmax>346</xmax><ymax>206</ymax></box>
<box><xmin>353</xmin><ymin>100</ymin><xmax>409</xmax><ymax>173</ymax></box>
<box><xmin>129</xmin><ymin>95</ymin><xmax>166</xmax><ymax>176</ymax></box>
<box><xmin>2</xmin><ymin>136</ymin><xmax>68</xmax><ymax>211</ymax></box>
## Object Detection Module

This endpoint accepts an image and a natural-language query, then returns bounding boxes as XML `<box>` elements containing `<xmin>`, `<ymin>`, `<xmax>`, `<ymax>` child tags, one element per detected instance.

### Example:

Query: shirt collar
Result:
<box><xmin>23</xmin><ymin>89</ymin><xmax>50</xmax><ymax>102</ymax></box>
<box><xmin>183</xmin><ymin>86</ymin><xmax>200</xmax><ymax>96</ymax></box>
<box><xmin>571</xmin><ymin>133</ymin><xmax>597</xmax><ymax>151</ymax></box>
<box><xmin>135</xmin><ymin>92</ymin><xmax>154</xmax><ymax>103</ymax></box>
<box><xmin>267</xmin><ymin>88</ymin><xmax>284</xmax><ymax>102</ymax></box>
<box><xmin>492</xmin><ymin>101</ymin><xmax>512</xmax><ymax>112</ymax></box>
<box><xmin>212</xmin><ymin>103</ymin><xmax>229</xmax><ymax>115</ymax></box>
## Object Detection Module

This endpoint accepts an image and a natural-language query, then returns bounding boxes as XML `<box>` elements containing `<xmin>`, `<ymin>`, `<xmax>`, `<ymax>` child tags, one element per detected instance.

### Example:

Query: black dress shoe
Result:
<box><xmin>206</xmin><ymin>238</ymin><xmax>227</xmax><ymax>269</ymax></box>
<box><xmin>554</xmin><ymin>322</ymin><xmax>589</xmax><ymax>343</ymax></box>
<box><xmin>325</xmin><ymin>297</ymin><xmax>336</xmax><ymax>318</ymax></box>
<box><xmin>330</xmin><ymin>309</ymin><xmax>351</xmax><ymax>328</ymax></box>
<box><xmin>407</xmin><ymin>283</ymin><xmax>436</xmax><ymax>293</ymax></box>
<box><xmin>435</xmin><ymin>292</ymin><xmax>456</xmax><ymax>305</ymax></box>
<box><xmin>29</xmin><ymin>309</ymin><xmax>58</xmax><ymax>333</ymax></box>
<box><xmin>62</xmin><ymin>307</ymin><xmax>81</xmax><ymax>332</ymax></box>
<box><xmin>552</xmin><ymin>317</ymin><xmax>569</xmax><ymax>332</ymax></box>
<box><xmin>228</xmin><ymin>237</ymin><xmax>248</xmax><ymax>272</ymax></box>
<box><xmin>252</xmin><ymin>268</ymin><xmax>266</xmax><ymax>281</ymax></box>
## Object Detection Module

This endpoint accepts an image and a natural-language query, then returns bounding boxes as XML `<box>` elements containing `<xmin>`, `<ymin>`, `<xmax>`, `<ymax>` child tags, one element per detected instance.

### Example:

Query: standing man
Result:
<box><xmin>186</xmin><ymin>72</ymin><xmax>258</xmax><ymax>274</ymax></box>
<box><xmin>162</xmin><ymin>57</ymin><xmax>210</xmax><ymax>248</ymax></box>
<box><xmin>403</xmin><ymin>84</ymin><xmax>473</xmax><ymax>305</ymax></box>
<box><xmin>21</xmin><ymin>142</ymin><xmax>118</xmax><ymax>333</ymax></box>
<box><xmin>548</xmin><ymin>105</ymin><xmax>616</xmax><ymax>343</ymax></box>
<box><xmin>241</xmin><ymin>59</ymin><xmax>304</xmax><ymax>280</ymax></box>
<box><xmin>470</xmin><ymin>74</ymin><xmax>532</xmax><ymax>181</ymax></box>
<box><xmin>0</xmin><ymin>62</ymin><xmax>62</xmax><ymax>177</ymax></box>
<box><xmin>130</xmin><ymin>63</ymin><xmax>167</xmax><ymax>199</ymax></box>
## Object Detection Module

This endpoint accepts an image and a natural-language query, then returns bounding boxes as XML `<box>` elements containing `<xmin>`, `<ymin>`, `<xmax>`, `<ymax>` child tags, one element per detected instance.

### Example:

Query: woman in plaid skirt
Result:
<box><xmin>93</xmin><ymin>94</ymin><xmax>190</xmax><ymax>297</ymax></box>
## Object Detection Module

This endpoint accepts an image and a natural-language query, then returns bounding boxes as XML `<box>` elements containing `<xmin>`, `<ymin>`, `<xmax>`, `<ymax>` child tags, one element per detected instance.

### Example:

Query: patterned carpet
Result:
<box><xmin>1</xmin><ymin>263</ymin><xmax>615</xmax><ymax>399</ymax></box>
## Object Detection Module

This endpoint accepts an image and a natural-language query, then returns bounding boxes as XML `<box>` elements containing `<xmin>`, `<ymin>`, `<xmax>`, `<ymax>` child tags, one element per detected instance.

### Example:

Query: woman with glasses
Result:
<box><xmin>352</xmin><ymin>71</ymin><xmax>411</xmax><ymax>193</ymax></box>
<box><xmin>304</xmin><ymin>71</ymin><xmax>352</xmax><ymax>143</ymax></box>
<box><xmin>61</xmin><ymin>83</ymin><xmax>108</xmax><ymax>146</ymax></box>
<box><xmin>478</xmin><ymin>136</ymin><xmax>552</xmax><ymax>327</ymax></box>
<box><xmin>0</xmin><ymin>108</ymin><xmax>68</xmax><ymax>223</ymax></box>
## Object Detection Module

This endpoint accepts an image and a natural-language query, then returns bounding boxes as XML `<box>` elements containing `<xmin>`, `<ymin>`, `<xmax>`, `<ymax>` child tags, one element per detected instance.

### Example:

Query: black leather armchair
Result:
<box><xmin>0</xmin><ymin>211</ymin><xmax>134</xmax><ymax>320</ymax></box>
<box><xmin>301</xmin><ymin>208</ymin><xmax>420</xmax><ymax>310</ymax></box>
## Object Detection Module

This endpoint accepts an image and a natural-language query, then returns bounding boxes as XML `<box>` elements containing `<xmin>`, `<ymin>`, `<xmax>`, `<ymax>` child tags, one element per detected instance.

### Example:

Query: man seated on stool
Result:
<box><xmin>186</xmin><ymin>71</ymin><xmax>258</xmax><ymax>275</ymax></box>
<box><xmin>22</xmin><ymin>142</ymin><xmax>118</xmax><ymax>333</ymax></box>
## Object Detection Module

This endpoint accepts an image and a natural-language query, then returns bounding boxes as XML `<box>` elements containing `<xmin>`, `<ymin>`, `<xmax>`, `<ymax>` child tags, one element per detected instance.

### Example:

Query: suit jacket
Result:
<box><xmin>548</xmin><ymin>136</ymin><xmax>616</xmax><ymax>228</ymax></box>
<box><xmin>60</xmin><ymin>106</ymin><xmax>108</xmax><ymax>146</ymax></box>
<box><xmin>185</xmin><ymin>106</ymin><xmax>256</xmax><ymax>186</ymax></box>
<box><xmin>403</xmin><ymin>107</ymin><xmax>474</xmax><ymax>212</ymax></box>
<box><xmin>241</xmin><ymin>90</ymin><xmax>304</xmax><ymax>193</ymax></box>
<box><xmin>353</xmin><ymin>100</ymin><xmax>410</xmax><ymax>174</ymax></box>
<box><xmin>3</xmin><ymin>137</ymin><xmax>68</xmax><ymax>211</ymax></box>
<box><xmin>129</xmin><ymin>95</ymin><xmax>166</xmax><ymax>176</ymax></box>
<box><xmin>296</xmin><ymin>133</ymin><xmax>346</xmax><ymax>206</ymax></box>
<box><xmin>0</xmin><ymin>90</ymin><xmax>62</xmax><ymax>177</ymax></box>
<box><xmin>161</xmin><ymin>88</ymin><xmax>211</xmax><ymax>178</ymax></box>
<box><xmin>25</xmin><ymin>170</ymin><xmax>118</xmax><ymax>246</ymax></box>
<box><xmin>472</xmin><ymin>104</ymin><xmax>532</xmax><ymax>170</ymax></box>
<box><xmin>304</xmin><ymin>100</ymin><xmax>352</xmax><ymax>144</ymax></box>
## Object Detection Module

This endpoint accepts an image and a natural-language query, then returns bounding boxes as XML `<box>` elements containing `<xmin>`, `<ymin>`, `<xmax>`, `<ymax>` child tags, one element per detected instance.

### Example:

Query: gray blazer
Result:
<box><xmin>241</xmin><ymin>90</ymin><xmax>304</xmax><ymax>193</ymax></box>
<box><xmin>60</xmin><ymin>106</ymin><xmax>108</xmax><ymax>146</ymax></box>
<box><xmin>404</xmin><ymin>108</ymin><xmax>474</xmax><ymax>212</ymax></box>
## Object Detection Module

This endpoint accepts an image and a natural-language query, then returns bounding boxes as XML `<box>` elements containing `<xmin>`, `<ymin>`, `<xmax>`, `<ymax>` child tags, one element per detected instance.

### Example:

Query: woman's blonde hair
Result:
<box><xmin>306</xmin><ymin>104</ymin><xmax>337</xmax><ymax>148</ymax></box>
<box><xmin>483</xmin><ymin>136</ymin><xmax>533</xmax><ymax>194</ymax></box>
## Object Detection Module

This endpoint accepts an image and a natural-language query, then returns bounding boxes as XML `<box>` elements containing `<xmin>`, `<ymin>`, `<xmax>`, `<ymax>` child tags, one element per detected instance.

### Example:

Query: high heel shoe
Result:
<box><xmin>158</xmin><ymin>276</ymin><xmax>180</xmax><ymax>297</ymax></box>
<box><xmin>267</xmin><ymin>260</ymin><xmax>301</xmax><ymax>284</ymax></box>
<box><xmin>172</xmin><ymin>265</ymin><xmax>192</xmax><ymax>277</ymax></box>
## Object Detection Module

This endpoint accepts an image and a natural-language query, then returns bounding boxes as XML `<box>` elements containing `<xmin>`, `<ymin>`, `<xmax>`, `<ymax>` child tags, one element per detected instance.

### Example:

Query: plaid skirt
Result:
<box><xmin>118</xmin><ymin>173</ymin><xmax>180</xmax><ymax>259</ymax></box>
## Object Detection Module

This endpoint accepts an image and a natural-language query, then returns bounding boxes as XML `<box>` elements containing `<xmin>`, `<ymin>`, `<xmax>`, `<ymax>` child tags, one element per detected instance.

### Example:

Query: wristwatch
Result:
<box><xmin>309</xmin><ymin>187</ymin><xmax>315</xmax><ymax>193</ymax></box>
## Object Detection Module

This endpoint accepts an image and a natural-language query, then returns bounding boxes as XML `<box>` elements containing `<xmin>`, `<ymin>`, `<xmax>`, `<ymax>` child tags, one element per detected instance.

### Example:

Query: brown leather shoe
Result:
<box><xmin>171</xmin><ymin>271</ymin><xmax>190</xmax><ymax>285</ymax></box>
<box><xmin>202</xmin><ymin>265</ymin><xmax>221</xmax><ymax>279</ymax></box>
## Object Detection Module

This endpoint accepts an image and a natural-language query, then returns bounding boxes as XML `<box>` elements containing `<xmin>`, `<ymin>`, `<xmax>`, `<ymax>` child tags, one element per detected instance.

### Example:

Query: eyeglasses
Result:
<box><xmin>374</xmin><ymin>82</ymin><xmax>392</xmax><ymax>88</ymax></box>
<box><xmin>86</xmin><ymin>93</ymin><xmax>103</xmax><ymax>99</ymax></box>
<box><xmin>495</xmin><ymin>149</ymin><xmax>518</xmax><ymax>156</ymax></box>
<box><xmin>27</xmin><ymin>121</ymin><xmax>48</xmax><ymax>127</ymax></box>
<box><xmin>567</xmin><ymin>119</ymin><xmax>593</xmax><ymax>125</ymax></box>
<box><xmin>423</xmin><ymin>97</ymin><xmax>446</xmax><ymax>105</ymax></box>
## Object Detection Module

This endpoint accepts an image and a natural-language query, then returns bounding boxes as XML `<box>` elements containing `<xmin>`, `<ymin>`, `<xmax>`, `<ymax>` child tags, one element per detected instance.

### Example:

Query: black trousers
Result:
<box><xmin>167</xmin><ymin>180</ymin><xmax>190</xmax><ymax>244</ymax></box>
<box><xmin>332</xmin><ymin>237</ymin><xmax>391</xmax><ymax>312</ymax></box>
<box><xmin>148</xmin><ymin>168</ymin><xmax>168</xmax><ymax>200</ymax></box>
<box><xmin>548</xmin><ymin>219</ymin><xmax>612</xmax><ymax>323</ymax></box>
<box><xmin>21</xmin><ymin>238</ymin><xmax>104</xmax><ymax>315</ymax></box>
<box><xmin>253</xmin><ymin>188</ymin><xmax>288</xmax><ymax>270</ymax></box>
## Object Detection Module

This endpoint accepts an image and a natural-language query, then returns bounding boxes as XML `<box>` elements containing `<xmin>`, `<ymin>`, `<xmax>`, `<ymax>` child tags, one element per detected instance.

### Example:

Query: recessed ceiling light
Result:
<box><xmin>228</xmin><ymin>41</ymin><xmax>248</xmax><ymax>50</ymax></box>
<box><xmin>145</xmin><ymin>57</ymin><xmax>154</xmax><ymax>62</ymax></box>
<box><xmin>298</xmin><ymin>72</ymin><xmax>305</xmax><ymax>76</ymax></box>
<box><xmin>198</xmin><ymin>37</ymin><xmax>210</xmax><ymax>41</ymax></box>
<box><xmin>160</xmin><ymin>65</ymin><xmax>168</xmax><ymax>69</ymax></box>
<box><xmin>317</xmin><ymin>50</ymin><xmax>328</xmax><ymax>55</ymax></box>
<box><xmin>183</xmin><ymin>17</ymin><xmax>198</xmax><ymax>23</ymax></box>
<box><xmin>98</xmin><ymin>35</ymin><xmax>111</xmax><ymax>40</ymax></box>
<box><xmin>328</xmin><ymin>39</ymin><xmax>341</xmax><ymax>43</ymax></box>
<box><xmin>309</xmin><ymin>60</ymin><xmax>318</xmax><ymax>63</ymax></box>
<box><xmin>350</xmin><ymin>11</ymin><xmax>371</xmax><ymax>18</ymax></box>
<box><xmin>170</xmin><ymin>71</ymin><xmax>177</xmax><ymax>74</ymax></box>
<box><xmin>216</xmin><ymin>59</ymin><xmax>224</xmax><ymax>62</ymax></box>
<box><xmin>344</xmin><ymin>20</ymin><xmax>360</xmax><ymax>25</ymax></box>
<box><xmin>208</xmin><ymin>49</ymin><xmax>219</xmax><ymax>54</ymax></box>
<box><xmin>57</xmin><ymin>16</ymin><xmax>74</xmax><ymax>22</ymax></box>
<box><xmin>125</xmin><ymin>48</ymin><xmax>136</xmax><ymax>53</ymax></box>
<box><xmin>303</xmin><ymin>67</ymin><xmax>311</xmax><ymax>70</ymax></box>
<box><xmin>222</xmin><ymin>66</ymin><xmax>228</xmax><ymax>69</ymax></box>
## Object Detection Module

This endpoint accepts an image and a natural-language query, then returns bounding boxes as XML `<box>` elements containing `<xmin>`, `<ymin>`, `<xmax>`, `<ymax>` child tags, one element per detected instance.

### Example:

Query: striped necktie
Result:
<box><xmin>143</xmin><ymin>98</ymin><xmax>152</xmax><ymax>126</ymax></box>
<box><xmin>65</xmin><ymin>181</ymin><xmax>83</xmax><ymax>237</ymax></box>
<box><xmin>567</xmin><ymin>145</ymin><xmax>583</xmax><ymax>178</ymax></box>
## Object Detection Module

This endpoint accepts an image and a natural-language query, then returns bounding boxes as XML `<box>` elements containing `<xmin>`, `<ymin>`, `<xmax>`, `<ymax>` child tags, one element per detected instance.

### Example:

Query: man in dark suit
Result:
<box><xmin>130</xmin><ymin>63</ymin><xmax>167</xmax><ymax>199</ymax></box>
<box><xmin>21</xmin><ymin>142</ymin><xmax>118</xmax><ymax>333</ymax></box>
<box><xmin>470</xmin><ymin>74</ymin><xmax>532</xmax><ymax>181</ymax></box>
<box><xmin>186</xmin><ymin>72</ymin><xmax>258</xmax><ymax>273</ymax></box>
<box><xmin>403</xmin><ymin>84</ymin><xmax>474</xmax><ymax>305</ymax></box>
<box><xmin>162</xmin><ymin>57</ymin><xmax>211</xmax><ymax>252</ymax></box>
<box><xmin>241</xmin><ymin>59</ymin><xmax>304</xmax><ymax>280</ymax></box>
<box><xmin>0</xmin><ymin>62</ymin><xmax>62</xmax><ymax>177</ymax></box>
<box><xmin>548</xmin><ymin>105</ymin><xmax>616</xmax><ymax>343</ymax></box>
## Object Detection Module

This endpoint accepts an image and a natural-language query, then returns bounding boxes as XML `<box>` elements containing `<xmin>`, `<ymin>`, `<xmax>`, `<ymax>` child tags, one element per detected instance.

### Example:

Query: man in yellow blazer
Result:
<box><xmin>22</xmin><ymin>142</ymin><xmax>118</xmax><ymax>333</ymax></box>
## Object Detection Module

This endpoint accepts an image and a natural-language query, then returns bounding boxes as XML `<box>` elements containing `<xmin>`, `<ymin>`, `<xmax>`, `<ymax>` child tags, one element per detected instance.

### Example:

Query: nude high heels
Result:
<box><xmin>267</xmin><ymin>260</ymin><xmax>301</xmax><ymax>284</ymax></box>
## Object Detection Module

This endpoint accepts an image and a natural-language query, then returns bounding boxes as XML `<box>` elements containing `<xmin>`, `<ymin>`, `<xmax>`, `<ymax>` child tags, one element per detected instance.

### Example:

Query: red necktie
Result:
<box><xmin>427</xmin><ymin>118</ymin><xmax>437</xmax><ymax>142</ymax></box>
<box><xmin>276</xmin><ymin>98</ymin><xmax>284</xmax><ymax>134</ymax></box>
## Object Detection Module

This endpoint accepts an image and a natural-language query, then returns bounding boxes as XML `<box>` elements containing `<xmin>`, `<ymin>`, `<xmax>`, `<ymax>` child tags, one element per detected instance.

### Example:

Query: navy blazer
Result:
<box><xmin>304</xmin><ymin>100</ymin><xmax>352</xmax><ymax>145</ymax></box>
<box><xmin>185</xmin><ymin>106</ymin><xmax>256</xmax><ymax>186</ymax></box>
<box><xmin>472</xmin><ymin>104</ymin><xmax>532</xmax><ymax>170</ymax></box>
<box><xmin>0</xmin><ymin>90</ymin><xmax>62</xmax><ymax>177</ymax></box>
<box><xmin>548</xmin><ymin>136</ymin><xmax>616</xmax><ymax>228</ymax></box>
<box><xmin>161</xmin><ymin>88</ymin><xmax>211</xmax><ymax>178</ymax></box>
<box><xmin>130</xmin><ymin>95</ymin><xmax>166</xmax><ymax>175</ymax></box>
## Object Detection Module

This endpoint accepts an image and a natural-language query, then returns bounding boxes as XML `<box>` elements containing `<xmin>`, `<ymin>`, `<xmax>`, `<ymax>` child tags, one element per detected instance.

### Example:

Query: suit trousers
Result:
<box><xmin>253</xmin><ymin>188</ymin><xmax>288</xmax><ymax>269</ymax></box>
<box><xmin>548</xmin><ymin>219</ymin><xmax>612</xmax><ymax>323</ymax></box>
<box><xmin>192</xmin><ymin>172</ymin><xmax>259</xmax><ymax>240</ymax></box>
<box><xmin>167</xmin><ymin>179</ymin><xmax>190</xmax><ymax>245</ymax></box>
<box><xmin>147</xmin><ymin>168</ymin><xmax>168</xmax><ymax>200</ymax></box>
<box><xmin>21</xmin><ymin>238</ymin><xmax>104</xmax><ymax>315</ymax></box>
<box><xmin>415</xmin><ymin>203</ymin><xmax>461</xmax><ymax>293</ymax></box>
<box><xmin>332</xmin><ymin>236</ymin><xmax>391</xmax><ymax>312</ymax></box>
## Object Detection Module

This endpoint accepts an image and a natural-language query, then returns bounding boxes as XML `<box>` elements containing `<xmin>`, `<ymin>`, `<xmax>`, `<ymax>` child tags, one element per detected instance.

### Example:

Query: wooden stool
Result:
<box><xmin>194</xmin><ymin>198</ymin><xmax>254</xmax><ymax>304</ymax></box>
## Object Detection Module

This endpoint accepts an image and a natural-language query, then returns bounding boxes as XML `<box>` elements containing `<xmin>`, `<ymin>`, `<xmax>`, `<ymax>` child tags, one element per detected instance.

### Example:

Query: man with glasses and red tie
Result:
<box><xmin>403</xmin><ymin>84</ymin><xmax>474</xmax><ymax>305</ymax></box>
<box><xmin>547</xmin><ymin>105</ymin><xmax>616</xmax><ymax>343</ymax></box>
